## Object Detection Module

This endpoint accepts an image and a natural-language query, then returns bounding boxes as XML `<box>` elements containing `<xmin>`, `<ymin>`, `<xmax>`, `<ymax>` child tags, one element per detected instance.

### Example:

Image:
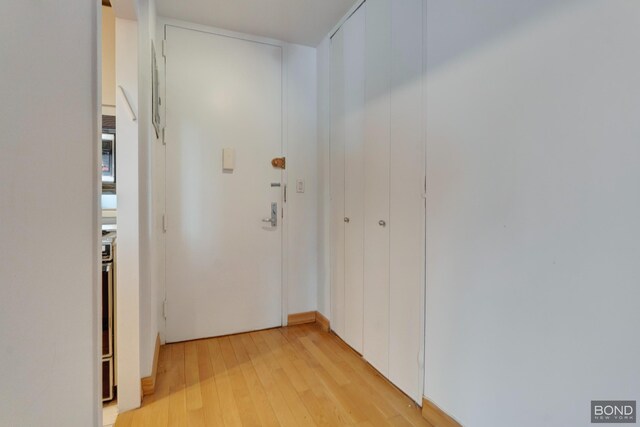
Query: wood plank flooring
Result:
<box><xmin>115</xmin><ymin>324</ymin><xmax>432</xmax><ymax>427</ymax></box>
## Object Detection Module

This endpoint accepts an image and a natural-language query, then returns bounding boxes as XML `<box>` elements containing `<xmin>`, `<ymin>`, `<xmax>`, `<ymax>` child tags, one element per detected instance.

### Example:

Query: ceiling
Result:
<box><xmin>155</xmin><ymin>0</ymin><xmax>358</xmax><ymax>47</ymax></box>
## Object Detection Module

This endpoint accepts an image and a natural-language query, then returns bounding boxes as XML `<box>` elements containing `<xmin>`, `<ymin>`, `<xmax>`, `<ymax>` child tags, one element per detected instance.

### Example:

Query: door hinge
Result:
<box><xmin>163</xmin><ymin>300</ymin><xmax>168</xmax><ymax>319</ymax></box>
<box><xmin>284</xmin><ymin>185</ymin><xmax>287</xmax><ymax>203</ymax></box>
<box><xmin>162</xmin><ymin>127</ymin><xmax>166</xmax><ymax>145</ymax></box>
<box><xmin>422</xmin><ymin>176</ymin><xmax>427</xmax><ymax>199</ymax></box>
<box><xmin>162</xmin><ymin>39</ymin><xmax>167</xmax><ymax>58</ymax></box>
<box><xmin>162</xmin><ymin>214</ymin><xmax>167</xmax><ymax>232</ymax></box>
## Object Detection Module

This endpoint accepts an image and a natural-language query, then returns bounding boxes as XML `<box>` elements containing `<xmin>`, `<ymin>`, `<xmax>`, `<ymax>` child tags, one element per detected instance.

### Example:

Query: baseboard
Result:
<box><xmin>287</xmin><ymin>311</ymin><xmax>331</xmax><ymax>331</ymax></box>
<box><xmin>141</xmin><ymin>334</ymin><xmax>161</xmax><ymax>396</ymax></box>
<box><xmin>287</xmin><ymin>311</ymin><xmax>317</xmax><ymax>326</ymax></box>
<box><xmin>422</xmin><ymin>397</ymin><xmax>462</xmax><ymax>427</ymax></box>
<box><xmin>315</xmin><ymin>311</ymin><xmax>330</xmax><ymax>332</ymax></box>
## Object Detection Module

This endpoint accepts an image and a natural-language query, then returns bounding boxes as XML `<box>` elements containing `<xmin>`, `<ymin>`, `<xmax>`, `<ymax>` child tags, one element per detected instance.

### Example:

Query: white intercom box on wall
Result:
<box><xmin>223</xmin><ymin>148</ymin><xmax>235</xmax><ymax>171</ymax></box>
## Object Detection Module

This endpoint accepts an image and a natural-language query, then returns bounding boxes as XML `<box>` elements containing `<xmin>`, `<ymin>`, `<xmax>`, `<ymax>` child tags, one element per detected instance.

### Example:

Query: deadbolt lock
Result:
<box><xmin>271</xmin><ymin>157</ymin><xmax>286</xmax><ymax>169</ymax></box>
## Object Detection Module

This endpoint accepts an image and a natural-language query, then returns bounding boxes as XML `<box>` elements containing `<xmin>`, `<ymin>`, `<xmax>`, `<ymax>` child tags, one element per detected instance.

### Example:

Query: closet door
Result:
<box><xmin>388</xmin><ymin>0</ymin><xmax>425</xmax><ymax>403</ymax></box>
<box><xmin>330</xmin><ymin>28</ymin><xmax>346</xmax><ymax>338</ymax></box>
<box><xmin>363</xmin><ymin>0</ymin><xmax>392</xmax><ymax>376</ymax></box>
<box><xmin>343</xmin><ymin>4</ymin><xmax>366</xmax><ymax>354</ymax></box>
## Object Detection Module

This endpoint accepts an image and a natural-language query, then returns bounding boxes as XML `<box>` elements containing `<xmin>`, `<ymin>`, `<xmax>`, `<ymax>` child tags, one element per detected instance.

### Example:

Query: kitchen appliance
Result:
<box><xmin>102</xmin><ymin>230</ymin><xmax>116</xmax><ymax>402</ymax></box>
<box><xmin>102</xmin><ymin>133</ymin><xmax>116</xmax><ymax>193</ymax></box>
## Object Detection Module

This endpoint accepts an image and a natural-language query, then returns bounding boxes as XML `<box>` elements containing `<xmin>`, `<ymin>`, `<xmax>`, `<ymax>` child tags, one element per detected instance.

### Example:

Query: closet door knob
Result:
<box><xmin>344</xmin><ymin>217</ymin><xmax>350</xmax><ymax>223</ymax></box>
<box><xmin>378</xmin><ymin>220</ymin><xmax>386</xmax><ymax>227</ymax></box>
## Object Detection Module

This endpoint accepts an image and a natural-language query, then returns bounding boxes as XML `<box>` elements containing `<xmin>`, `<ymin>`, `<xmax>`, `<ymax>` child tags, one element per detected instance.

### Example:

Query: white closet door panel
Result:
<box><xmin>330</xmin><ymin>28</ymin><xmax>346</xmax><ymax>338</ymax></box>
<box><xmin>388</xmin><ymin>0</ymin><xmax>425</xmax><ymax>403</ymax></box>
<box><xmin>363</xmin><ymin>0</ymin><xmax>391</xmax><ymax>376</ymax></box>
<box><xmin>343</xmin><ymin>4</ymin><xmax>366</xmax><ymax>354</ymax></box>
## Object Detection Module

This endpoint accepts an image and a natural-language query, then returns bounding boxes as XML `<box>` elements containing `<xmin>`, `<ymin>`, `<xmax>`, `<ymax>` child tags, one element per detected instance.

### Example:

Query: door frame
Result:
<box><xmin>158</xmin><ymin>17</ymin><xmax>291</xmax><ymax>337</ymax></box>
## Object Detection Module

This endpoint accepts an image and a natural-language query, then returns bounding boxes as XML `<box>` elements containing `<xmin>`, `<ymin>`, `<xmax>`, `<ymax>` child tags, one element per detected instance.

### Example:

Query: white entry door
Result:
<box><xmin>164</xmin><ymin>25</ymin><xmax>283</xmax><ymax>343</ymax></box>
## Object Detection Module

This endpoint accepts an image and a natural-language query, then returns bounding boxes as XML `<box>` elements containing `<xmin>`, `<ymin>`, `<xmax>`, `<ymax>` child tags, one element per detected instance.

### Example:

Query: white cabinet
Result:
<box><xmin>343</xmin><ymin>6</ymin><xmax>366</xmax><ymax>354</ymax></box>
<box><xmin>330</xmin><ymin>4</ymin><xmax>366</xmax><ymax>354</ymax></box>
<box><xmin>330</xmin><ymin>0</ymin><xmax>425</xmax><ymax>403</ymax></box>
<box><xmin>363</xmin><ymin>0</ymin><xmax>392</xmax><ymax>375</ymax></box>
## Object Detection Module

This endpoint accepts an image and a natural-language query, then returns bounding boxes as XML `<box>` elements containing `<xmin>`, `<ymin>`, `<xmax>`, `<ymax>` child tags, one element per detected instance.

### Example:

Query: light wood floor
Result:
<box><xmin>116</xmin><ymin>323</ymin><xmax>433</xmax><ymax>427</ymax></box>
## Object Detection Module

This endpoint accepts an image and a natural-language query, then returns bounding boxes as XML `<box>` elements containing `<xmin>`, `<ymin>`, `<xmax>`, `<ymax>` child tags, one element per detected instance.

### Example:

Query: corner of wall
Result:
<box><xmin>285</xmin><ymin>42</ymin><xmax>320</xmax><ymax>316</ymax></box>
<box><xmin>316</xmin><ymin>36</ymin><xmax>332</xmax><ymax>319</ymax></box>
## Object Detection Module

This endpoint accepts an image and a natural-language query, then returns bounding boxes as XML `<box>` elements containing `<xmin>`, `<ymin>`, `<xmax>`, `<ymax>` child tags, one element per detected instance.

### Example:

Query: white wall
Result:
<box><xmin>425</xmin><ymin>0</ymin><xmax>576</xmax><ymax>74</ymax></box>
<box><xmin>316</xmin><ymin>35</ymin><xmax>332</xmax><ymax>318</ymax></box>
<box><xmin>424</xmin><ymin>1</ymin><xmax>640</xmax><ymax>425</ymax></box>
<box><xmin>0</xmin><ymin>1</ymin><xmax>100</xmax><ymax>426</ymax></box>
<box><xmin>285</xmin><ymin>44</ymin><xmax>319</xmax><ymax>315</ymax></box>
<box><xmin>116</xmin><ymin>16</ymin><xmax>142</xmax><ymax>412</ymax></box>
<box><xmin>102</xmin><ymin>6</ymin><xmax>116</xmax><ymax>115</ymax></box>
<box><xmin>138</xmin><ymin>0</ymin><xmax>161</xmax><ymax>380</ymax></box>
<box><xmin>113</xmin><ymin>0</ymin><xmax>160</xmax><ymax>406</ymax></box>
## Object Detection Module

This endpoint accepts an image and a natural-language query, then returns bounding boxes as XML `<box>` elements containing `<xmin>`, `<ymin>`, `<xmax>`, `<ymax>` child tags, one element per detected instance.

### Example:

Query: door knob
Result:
<box><xmin>344</xmin><ymin>217</ymin><xmax>350</xmax><ymax>223</ymax></box>
<box><xmin>378</xmin><ymin>220</ymin><xmax>386</xmax><ymax>227</ymax></box>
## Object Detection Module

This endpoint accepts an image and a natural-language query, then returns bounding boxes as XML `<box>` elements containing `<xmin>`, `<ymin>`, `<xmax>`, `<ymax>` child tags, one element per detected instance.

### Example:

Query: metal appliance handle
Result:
<box><xmin>102</xmin><ymin>263</ymin><xmax>114</xmax><ymax>358</ymax></box>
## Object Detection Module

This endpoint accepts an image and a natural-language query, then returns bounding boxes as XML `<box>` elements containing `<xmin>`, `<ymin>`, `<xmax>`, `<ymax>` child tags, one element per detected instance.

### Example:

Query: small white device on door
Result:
<box><xmin>222</xmin><ymin>148</ymin><xmax>235</xmax><ymax>171</ymax></box>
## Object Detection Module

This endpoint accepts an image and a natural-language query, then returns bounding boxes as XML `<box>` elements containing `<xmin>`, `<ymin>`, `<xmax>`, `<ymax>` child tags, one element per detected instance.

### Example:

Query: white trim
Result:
<box><xmin>326</xmin><ymin>0</ymin><xmax>367</xmax><ymax>43</ymax></box>
<box><xmin>419</xmin><ymin>0</ymin><xmax>427</xmax><ymax>404</ymax></box>
<box><xmin>159</xmin><ymin>16</ymin><xmax>288</xmax><ymax>48</ymax></box>
<box><xmin>94</xmin><ymin>2</ymin><xmax>104</xmax><ymax>424</ymax></box>
<box><xmin>158</xmin><ymin>20</ymin><xmax>168</xmax><ymax>346</ymax></box>
<box><xmin>327</xmin><ymin>34</ymin><xmax>335</xmax><ymax>333</ymax></box>
<box><xmin>281</xmin><ymin>44</ymin><xmax>290</xmax><ymax>327</ymax></box>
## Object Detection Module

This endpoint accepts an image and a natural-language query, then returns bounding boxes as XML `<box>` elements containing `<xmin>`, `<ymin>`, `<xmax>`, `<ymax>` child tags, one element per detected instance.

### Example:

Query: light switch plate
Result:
<box><xmin>296</xmin><ymin>179</ymin><xmax>305</xmax><ymax>193</ymax></box>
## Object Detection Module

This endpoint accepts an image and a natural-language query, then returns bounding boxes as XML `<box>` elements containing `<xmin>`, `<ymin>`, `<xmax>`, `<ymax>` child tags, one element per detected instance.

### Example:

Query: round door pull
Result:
<box><xmin>378</xmin><ymin>220</ymin><xmax>386</xmax><ymax>227</ymax></box>
<box><xmin>344</xmin><ymin>217</ymin><xmax>350</xmax><ymax>223</ymax></box>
